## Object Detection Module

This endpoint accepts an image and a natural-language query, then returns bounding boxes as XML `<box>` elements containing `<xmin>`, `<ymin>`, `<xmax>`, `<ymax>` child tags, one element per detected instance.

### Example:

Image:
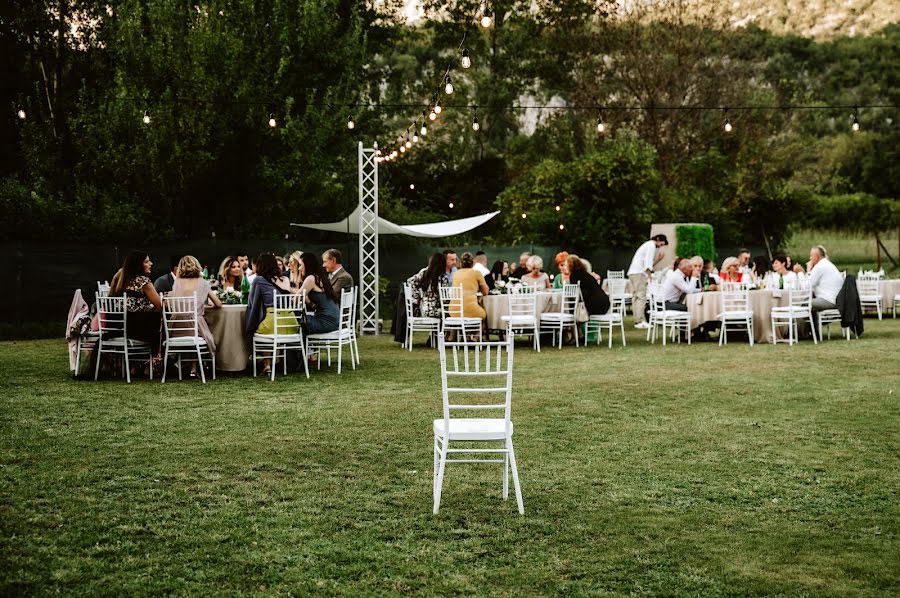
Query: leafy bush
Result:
<box><xmin>806</xmin><ymin>193</ymin><xmax>899</xmax><ymax>232</ymax></box>
<box><xmin>675</xmin><ymin>224</ymin><xmax>715</xmax><ymax>261</ymax></box>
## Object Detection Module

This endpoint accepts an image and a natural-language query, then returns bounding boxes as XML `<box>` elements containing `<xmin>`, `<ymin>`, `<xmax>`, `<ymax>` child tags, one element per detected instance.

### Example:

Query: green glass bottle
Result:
<box><xmin>779</xmin><ymin>274</ymin><xmax>784</xmax><ymax>290</ymax></box>
<box><xmin>202</xmin><ymin>266</ymin><xmax>209</xmax><ymax>280</ymax></box>
<box><xmin>240</xmin><ymin>274</ymin><xmax>250</xmax><ymax>304</ymax></box>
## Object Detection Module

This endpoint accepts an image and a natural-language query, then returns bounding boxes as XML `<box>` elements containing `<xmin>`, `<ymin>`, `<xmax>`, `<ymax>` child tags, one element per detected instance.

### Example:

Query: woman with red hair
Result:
<box><xmin>552</xmin><ymin>251</ymin><xmax>570</xmax><ymax>289</ymax></box>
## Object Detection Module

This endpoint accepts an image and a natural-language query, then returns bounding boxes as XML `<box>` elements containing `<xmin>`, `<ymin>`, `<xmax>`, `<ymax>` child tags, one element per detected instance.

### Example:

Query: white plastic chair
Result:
<box><xmin>818</xmin><ymin>308</ymin><xmax>853</xmax><ymax>341</ymax></box>
<box><xmin>97</xmin><ymin>280</ymin><xmax>110</xmax><ymax>297</ymax></box>
<box><xmin>439</xmin><ymin>285</ymin><xmax>483</xmax><ymax>342</ymax></box>
<box><xmin>93</xmin><ymin>296</ymin><xmax>154</xmax><ymax>383</ymax></box>
<box><xmin>718</xmin><ymin>288</ymin><xmax>754</xmax><ymax>346</ymax></box>
<box><xmin>608</xmin><ymin>277</ymin><xmax>631</xmax><ymax>317</ymax></box>
<box><xmin>501</xmin><ymin>286</ymin><xmax>540</xmax><ymax>351</ymax></box>
<box><xmin>342</xmin><ymin>286</ymin><xmax>361</xmax><ymax>365</ymax></box>
<box><xmin>770</xmin><ymin>288</ymin><xmax>817</xmax><ymax>346</ymax></box>
<box><xmin>583</xmin><ymin>298</ymin><xmax>626</xmax><ymax>349</ymax></box>
<box><xmin>403</xmin><ymin>282</ymin><xmax>441</xmax><ymax>350</ymax></box>
<box><xmin>893</xmin><ymin>293</ymin><xmax>900</xmax><ymax>318</ymax></box>
<box><xmin>161</xmin><ymin>295</ymin><xmax>215</xmax><ymax>382</ymax></box>
<box><xmin>647</xmin><ymin>288</ymin><xmax>690</xmax><ymax>345</ymax></box>
<box><xmin>433</xmin><ymin>335</ymin><xmax>523</xmax><ymax>515</ymax></box>
<box><xmin>606</xmin><ymin>270</ymin><xmax>625</xmax><ymax>280</ymax></box>
<box><xmin>540</xmin><ymin>283</ymin><xmax>580</xmax><ymax>349</ymax></box>
<box><xmin>307</xmin><ymin>289</ymin><xmax>356</xmax><ymax>374</ymax></box>
<box><xmin>856</xmin><ymin>277</ymin><xmax>883</xmax><ymax>320</ymax></box>
<box><xmin>252</xmin><ymin>291</ymin><xmax>308</xmax><ymax>380</ymax></box>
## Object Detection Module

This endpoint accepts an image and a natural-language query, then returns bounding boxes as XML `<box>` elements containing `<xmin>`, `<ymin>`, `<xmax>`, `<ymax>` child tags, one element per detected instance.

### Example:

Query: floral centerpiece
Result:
<box><xmin>489</xmin><ymin>278</ymin><xmax>523</xmax><ymax>295</ymax></box>
<box><xmin>217</xmin><ymin>287</ymin><xmax>243</xmax><ymax>305</ymax></box>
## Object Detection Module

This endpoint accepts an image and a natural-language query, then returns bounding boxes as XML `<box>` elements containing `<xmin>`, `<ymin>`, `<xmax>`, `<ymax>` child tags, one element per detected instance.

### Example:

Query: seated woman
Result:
<box><xmin>451</xmin><ymin>252</ymin><xmax>489</xmax><ymax>320</ymax></box>
<box><xmin>288</xmin><ymin>250</ymin><xmax>304</xmax><ymax>289</ymax></box>
<box><xmin>520</xmin><ymin>255</ymin><xmax>551</xmax><ymax>289</ymax></box>
<box><xmin>567</xmin><ymin>255</ymin><xmax>610</xmax><ymax>315</ymax></box>
<box><xmin>218</xmin><ymin>256</ymin><xmax>245</xmax><ymax>291</ymax></box>
<box><xmin>109</xmin><ymin>250</ymin><xmax>163</xmax><ymax>359</ymax></box>
<box><xmin>719</xmin><ymin>257</ymin><xmax>744</xmax><ymax>283</ymax></box>
<box><xmin>245</xmin><ymin>253</ymin><xmax>294</xmax><ymax>374</ymax></box>
<box><xmin>298</xmin><ymin>252</ymin><xmax>340</xmax><ymax>335</ymax></box>
<box><xmin>752</xmin><ymin>255</ymin><xmax>770</xmax><ymax>283</ymax></box>
<box><xmin>171</xmin><ymin>255</ymin><xmax>222</xmax><ymax>377</ymax></box>
<box><xmin>771</xmin><ymin>254</ymin><xmax>799</xmax><ymax>289</ymax></box>
<box><xmin>552</xmin><ymin>252</ymin><xmax>570</xmax><ymax>288</ymax></box>
<box><xmin>489</xmin><ymin>260</ymin><xmax>509</xmax><ymax>284</ymax></box>
<box><xmin>408</xmin><ymin>253</ymin><xmax>445</xmax><ymax>318</ymax></box>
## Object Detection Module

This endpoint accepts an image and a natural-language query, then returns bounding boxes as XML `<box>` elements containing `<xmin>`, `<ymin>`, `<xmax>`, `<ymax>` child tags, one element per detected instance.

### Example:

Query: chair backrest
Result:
<box><xmin>97</xmin><ymin>281</ymin><xmax>110</xmax><ymax>297</ymax></box>
<box><xmin>439</xmin><ymin>285</ymin><xmax>465</xmax><ymax>318</ymax></box>
<box><xmin>273</xmin><ymin>291</ymin><xmax>305</xmax><ymax>337</ymax></box>
<box><xmin>96</xmin><ymin>295</ymin><xmax>126</xmax><ymax>335</ymax></box>
<box><xmin>856</xmin><ymin>277</ymin><xmax>879</xmax><ymax>295</ymax></box>
<box><xmin>721</xmin><ymin>288</ymin><xmax>749</xmax><ymax>312</ymax></box>
<box><xmin>162</xmin><ymin>295</ymin><xmax>199</xmax><ymax>339</ymax></box>
<box><xmin>720</xmin><ymin>281</ymin><xmax>748</xmax><ymax>292</ymax></box>
<box><xmin>337</xmin><ymin>288</ymin><xmax>355</xmax><ymax>332</ymax></box>
<box><xmin>438</xmin><ymin>334</ymin><xmax>514</xmax><ymax>431</ymax></box>
<box><xmin>647</xmin><ymin>283</ymin><xmax>667</xmax><ymax>313</ymax></box>
<box><xmin>507</xmin><ymin>287</ymin><xmax>537</xmax><ymax>318</ymax></box>
<box><xmin>559</xmin><ymin>283</ymin><xmax>580</xmax><ymax>315</ymax></box>
<box><xmin>787</xmin><ymin>287</ymin><xmax>812</xmax><ymax>309</ymax></box>
<box><xmin>403</xmin><ymin>282</ymin><xmax>416</xmax><ymax>317</ymax></box>
<box><xmin>608</xmin><ymin>278</ymin><xmax>628</xmax><ymax>313</ymax></box>
<box><xmin>607</xmin><ymin>270</ymin><xmax>625</xmax><ymax>280</ymax></box>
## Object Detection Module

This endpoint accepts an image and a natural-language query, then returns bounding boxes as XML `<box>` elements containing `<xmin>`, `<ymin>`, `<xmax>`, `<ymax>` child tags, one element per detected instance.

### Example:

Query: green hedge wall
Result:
<box><xmin>675</xmin><ymin>224</ymin><xmax>715</xmax><ymax>261</ymax></box>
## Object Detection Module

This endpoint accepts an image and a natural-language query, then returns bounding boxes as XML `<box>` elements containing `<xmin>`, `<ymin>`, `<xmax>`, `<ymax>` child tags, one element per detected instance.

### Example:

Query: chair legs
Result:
<box><xmin>432</xmin><ymin>434</ymin><xmax>523</xmax><ymax>515</ymax></box>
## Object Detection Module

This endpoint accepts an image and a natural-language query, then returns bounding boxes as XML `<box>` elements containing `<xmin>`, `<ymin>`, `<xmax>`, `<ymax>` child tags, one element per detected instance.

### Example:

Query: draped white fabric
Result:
<box><xmin>290</xmin><ymin>207</ymin><xmax>500</xmax><ymax>238</ymax></box>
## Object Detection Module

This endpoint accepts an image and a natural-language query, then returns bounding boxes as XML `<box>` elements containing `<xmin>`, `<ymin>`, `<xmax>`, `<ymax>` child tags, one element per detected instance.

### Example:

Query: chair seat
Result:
<box><xmin>660</xmin><ymin>310</ymin><xmax>690</xmax><ymax>319</ymax></box>
<box><xmin>540</xmin><ymin>313</ymin><xmax>574</xmax><ymax>322</ymax></box>
<box><xmin>102</xmin><ymin>337</ymin><xmax>150</xmax><ymax>348</ymax></box>
<box><xmin>819</xmin><ymin>309</ymin><xmax>842</xmax><ymax>321</ymax></box>
<box><xmin>307</xmin><ymin>330</ymin><xmax>353</xmax><ymax>341</ymax></box>
<box><xmin>444</xmin><ymin>317</ymin><xmax>483</xmax><ymax>324</ymax></box>
<box><xmin>771</xmin><ymin>307</ymin><xmax>811</xmax><ymax>316</ymax></box>
<box><xmin>588</xmin><ymin>313</ymin><xmax>622</xmax><ymax>322</ymax></box>
<box><xmin>433</xmin><ymin>418</ymin><xmax>512</xmax><ymax>441</ymax></box>
<box><xmin>718</xmin><ymin>310</ymin><xmax>753</xmax><ymax>319</ymax></box>
<box><xmin>501</xmin><ymin>315</ymin><xmax>537</xmax><ymax>325</ymax></box>
<box><xmin>409</xmin><ymin>317</ymin><xmax>441</xmax><ymax>325</ymax></box>
<box><xmin>611</xmin><ymin>293</ymin><xmax>633</xmax><ymax>300</ymax></box>
<box><xmin>164</xmin><ymin>336</ymin><xmax>208</xmax><ymax>346</ymax></box>
<box><xmin>253</xmin><ymin>333</ymin><xmax>305</xmax><ymax>343</ymax></box>
<box><xmin>858</xmin><ymin>294</ymin><xmax>881</xmax><ymax>301</ymax></box>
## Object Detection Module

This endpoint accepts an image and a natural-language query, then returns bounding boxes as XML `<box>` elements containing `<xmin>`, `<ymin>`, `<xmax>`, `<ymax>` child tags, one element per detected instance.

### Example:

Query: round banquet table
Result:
<box><xmin>877</xmin><ymin>279</ymin><xmax>900</xmax><ymax>309</ymax></box>
<box><xmin>204</xmin><ymin>304</ymin><xmax>251</xmax><ymax>371</ymax></box>
<box><xmin>686</xmin><ymin>290</ymin><xmax>799</xmax><ymax>343</ymax></box>
<box><xmin>482</xmin><ymin>291</ymin><xmax>588</xmax><ymax>330</ymax></box>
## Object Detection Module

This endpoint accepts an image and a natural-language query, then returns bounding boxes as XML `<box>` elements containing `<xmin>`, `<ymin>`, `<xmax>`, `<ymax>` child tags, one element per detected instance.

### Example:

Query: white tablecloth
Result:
<box><xmin>204</xmin><ymin>305</ymin><xmax>250</xmax><ymax>371</ymax></box>
<box><xmin>686</xmin><ymin>290</ymin><xmax>793</xmax><ymax>343</ymax></box>
<box><xmin>483</xmin><ymin>291</ymin><xmax>587</xmax><ymax>330</ymax></box>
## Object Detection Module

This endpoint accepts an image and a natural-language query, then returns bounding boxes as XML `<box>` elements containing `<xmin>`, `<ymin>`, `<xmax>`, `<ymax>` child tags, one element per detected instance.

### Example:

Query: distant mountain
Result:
<box><xmin>712</xmin><ymin>0</ymin><xmax>898</xmax><ymax>38</ymax></box>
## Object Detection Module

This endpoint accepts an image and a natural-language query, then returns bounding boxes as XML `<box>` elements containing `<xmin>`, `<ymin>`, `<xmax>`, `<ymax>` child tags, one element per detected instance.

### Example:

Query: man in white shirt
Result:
<box><xmin>808</xmin><ymin>245</ymin><xmax>843</xmax><ymax>313</ymax></box>
<box><xmin>661</xmin><ymin>258</ymin><xmax>700</xmax><ymax>311</ymax></box>
<box><xmin>737</xmin><ymin>249</ymin><xmax>752</xmax><ymax>278</ymax></box>
<box><xmin>473</xmin><ymin>251</ymin><xmax>494</xmax><ymax>290</ymax></box>
<box><xmin>627</xmin><ymin>234</ymin><xmax>668</xmax><ymax>328</ymax></box>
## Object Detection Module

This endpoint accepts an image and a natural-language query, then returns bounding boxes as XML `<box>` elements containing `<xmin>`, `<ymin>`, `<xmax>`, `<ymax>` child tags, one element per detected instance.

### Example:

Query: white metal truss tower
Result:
<box><xmin>357</xmin><ymin>142</ymin><xmax>380</xmax><ymax>335</ymax></box>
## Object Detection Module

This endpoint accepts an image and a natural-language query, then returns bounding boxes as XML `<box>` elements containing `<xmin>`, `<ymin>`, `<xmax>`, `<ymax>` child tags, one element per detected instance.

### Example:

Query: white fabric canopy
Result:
<box><xmin>291</xmin><ymin>207</ymin><xmax>500</xmax><ymax>238</ymax></box>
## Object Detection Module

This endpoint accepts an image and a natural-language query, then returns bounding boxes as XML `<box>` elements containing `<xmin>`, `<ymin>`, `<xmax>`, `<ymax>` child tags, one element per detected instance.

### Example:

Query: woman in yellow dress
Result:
<box><xmin>451</xmin><ymin>252</ymin><xmax>489</xmax><ymax>320</ymax></box>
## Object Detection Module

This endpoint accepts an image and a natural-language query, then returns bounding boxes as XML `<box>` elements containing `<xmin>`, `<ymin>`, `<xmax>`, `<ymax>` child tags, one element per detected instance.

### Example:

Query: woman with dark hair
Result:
<box><xmin>407</xmin><ymin>253</ymin><xmax>446</xmax><ymax>318</ymax></box>
<box><xmin>298</xmin><ymin>252</ymin><xmax>340</xmax><ymax>334</ymax></box>
<box><xmin>489</xmin><ymin>259</ymin><xmax>509</xmax><ymax>284</ymax></box>
<box><xmin>566</xmin><ymin>254</ymin><xmax>610</xmax><ymax>315</ymax></box>
<box><xmin>752</xmin><ymin>255</ymin><xmax>770</xmax><ymax>282</ymax></box>
<box><xmin>109</xmin><ymin>250</ymin><xmax>163</xmax><ymax>354</ymax></box>
<box><xmin>246</xmin><ymin>253</ymin><xmax>295</xmax><ymax>374</ymax></box>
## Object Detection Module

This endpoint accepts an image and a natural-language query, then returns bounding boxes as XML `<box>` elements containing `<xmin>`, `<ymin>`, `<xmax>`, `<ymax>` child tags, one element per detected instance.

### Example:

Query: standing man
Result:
<box><xmin>323</xmin><ymin>249</ymin><xmax>354</xmax><ymax>296</ymax></box>
<box><xmin>473</xmin><ymin>251</ymin><xmax>494</xmax><ymax>290</ymax></box>
<box><xmin>154</xmin><ymin>255</ymin><xmax>182</xmax><ymax>294</ymax></box>
<box><xmin>442</xmin><ymin>249</ymin><xmax>458</xmax><ymax>286</ymax></box>
<box><xmin>627</xmin><ymin>234</ymin><xmax>668</xmax><ymax>329</ymax></box>
<box><xmin>808</xmin><ymin>245</ymin><xmax>843</xmax><ymax>314</ymax></box>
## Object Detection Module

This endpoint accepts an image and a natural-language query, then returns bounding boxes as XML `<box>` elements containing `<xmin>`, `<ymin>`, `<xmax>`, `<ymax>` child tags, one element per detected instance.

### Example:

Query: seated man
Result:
<box><xmin>322</xmin><ymin>248</ymin><xmax>354</xmax><ymax>296</ymax></box>
<box><xmin>808</xmin><ymin>245</ymin><xmax>843</xmax><ymax>313</ymax></box>
<box><xmin>662</xmin><ymin>258</ymin><xmax>700</xmax><ymax>311</ymax></box>
<box><xmin>691</xmin><ymin>256</ymin><xmax>718</xmax><ymax>291</ymax></box>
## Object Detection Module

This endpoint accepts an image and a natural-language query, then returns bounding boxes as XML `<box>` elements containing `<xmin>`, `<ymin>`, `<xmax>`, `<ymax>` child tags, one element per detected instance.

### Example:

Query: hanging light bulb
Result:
<box><xmin>480</xmin><ymin>5</ymin><xmax>493</xmax><ymax>28</ymax></box>
<box><xmin>16</xmin><ymin>105</ymin><xmax>26</xmax><ymax>120</ymax></box>
<box><xmin>472</xmin><ymin>106</ymin><xmax>480</xmax><ymax>131</ymax></box>
<box><xmin>143</xmin><ymin>109</ymin><xmax>151</xmax><ymax>125</ymax></box>
<box><xmin>444</xmin><ymin>75</ymin><xmax>454</xmax><ymax>95</ymax></box>
<box><xmin>723</xmin><ymin>107</ymin><xmax>732</xmax><ymax>133</ymax></box>
<box><xmin>449</xmin><ymin>202</ymin><xmax>454</xmax><ymax>209</ymax></box>
<box><xmin>461</xmin><ymin>48</ymin><xmax>472</xmax><ymax>69</ymax></box>
<box><xmin>421</xmin><ymin>120</ymin><xmax>427</xmax><ymax>136</ymax></box>
<box><xmin>409</xmin><ymin>183</ymin><xmax>415</xmax><ymax>190</ymax></box>
<box><xmin>521</xmin><ymin>212</ymin><xmax>527</xmax><ymax>219</ymax></box>
<box><xmin>412</xmin><ymin>124</ymin><xmax>419</xmax><ymax>143</ymax></box>
<box><xmin>347</xmin><ymin>114</ymin><xmax>355</xmax><ymax>129</ymax></box>
<box><xmin>268</xmin><ymin>113</ymin><xmax>277</xmax><ymax>128</ymax></box>
<box><xmin>555</xmin><ymin>205</ymin><xmax>561</xmax><ymax>212</ymax></box>
<box><xmin>400</xmin><ymin>145</ymin><xmax>406</xmax><ymax>153</ymax></box>
<box><xmin>596</xmin><ymin>115</ymin><xmax>605</xmax><ymax>133</ymax></box>
<box><xmin>559</xmin><ymin>224</ymin><xmax>565</xmax><ymax>230</ymax></box>
<box><xmin>852</xmin><ymin>113</ymin><xmax>860</xmax><ymax>131</ymax></box>
<box><xmin>434</xmin><ymin>101</ymin><xmax>442</xmax><ymax>115</ymax></box>
<box><xmin>405</xmin><ymin>136</ymin><xmax>412</xmax><ymax>149</ymax></box>
<box><xmin>429</xmin><ymin>109</ymin><xmax>437</xmax><ymax>121</ymax></box>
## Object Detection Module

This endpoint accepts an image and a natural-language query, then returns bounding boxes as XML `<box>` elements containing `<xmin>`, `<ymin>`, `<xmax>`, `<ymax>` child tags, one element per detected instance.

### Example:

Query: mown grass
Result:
<box><xmin>2</xmin><ymin>317</ymin><xmax>899</xmax><ymax>596</ymax></box>
<box><xmin>785</xmin><ymin>229</ymin><xmax>900</xmax><ymax>277</ymax></box>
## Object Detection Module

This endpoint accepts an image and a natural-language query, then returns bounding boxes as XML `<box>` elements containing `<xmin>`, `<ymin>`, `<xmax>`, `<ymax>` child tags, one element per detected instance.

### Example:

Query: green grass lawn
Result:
<box><xmin>2</xmin><ymin>320</ymin><xmax>899</xmax><ymax>596</ymax></box>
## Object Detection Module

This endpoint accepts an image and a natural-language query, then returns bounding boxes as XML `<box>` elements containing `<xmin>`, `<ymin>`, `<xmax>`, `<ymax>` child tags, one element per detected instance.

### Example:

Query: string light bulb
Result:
<box><xmin>16</xmin><ymin>105</ymin><xmax>26</xmax><ymax>120</ymax></box>
<box><xmin>421</xmin><ymin>120</ymin><xmax>427</xmax><ymax>136</ymax></box>
<box><xmin>268</xmin><ymin>113</ymin><xmax>277</xmax><ymax>128</ymax></box>
<box><xmin>434</xmin><ymin>101</ymin><xmax>442</xmax><ymax>115</ymax></box>
<box><xmin>400</xmin><ymin>144</ymin><xmax>406</xmax><ymax>153</ymax></box>
<box><xmin>429</xmin><ymin>109</ymin><xmax>437</xmax><ymax>121</ymax></box>
<box><xmin>555</xmin><ymin>205</ymin><xmax>561</xmax><ymax>212</ymax></box>
<box><xmin>596</xmin><ymin>114</ymin><xmax>605</xmax><ymax>133</ymax></box>
<box><xmin>347</xmin><ymin>114</ymin><xmax>355</xmax><ymax>129</ymax></box>
<box><xmin>143</xmin><ymin>109</ymin><xmax>151</xmax><ymax>125</ymax></box>
<box><xmin>472</xmin><ymin>106</ymin><xmax>480</xmax><ymax>131</ymax></box>
<box><xmin>480</xmin><ymin>5</ymin><xmax>493</xmax><ymax>28</ymax></box>
<box><xmin>521</xmin><ymin>212</ymin><xmax>527</xmax><ymax>219</ymax></box>
<box><xmin>412</xmin><ymin>128</ymin><xmax>419</xmax><ymax>143</ymax></box>
<box><xmin>723</xmin><ymin>107</ymin><xmax>732</xmax><ymax>132</ymax></box>
<box><xmin>449</xmin><ymin>202</ymin><xmax>454</xmax><ymax>208</ymax></box>
<box><xmin>405</xmin><ymin>136</ymin><xmax>412</xmax><ymax>149</ymax></box>
<box><xmin>410</xmin><ymin>184</ymin><xmax>415</xmax><ymax>190</ymax></box>
<box><xmin>559</xmin><ymin>224</ymin><xmax>565</xmax><ymax>230</ymax></box>
<box><xmin>852</xmin><ymin>112</ymin><xmax>860</xmax><ymax>131</ymax></box>
<box><xmin>461</xmin><ymin>48</ymin><xmax>471</xmax><ymax>69</ymax></box>
<box><xmin>444</xmin><ymin>75</ymin><xmax>454</xmax><ymax>95</ymax></box>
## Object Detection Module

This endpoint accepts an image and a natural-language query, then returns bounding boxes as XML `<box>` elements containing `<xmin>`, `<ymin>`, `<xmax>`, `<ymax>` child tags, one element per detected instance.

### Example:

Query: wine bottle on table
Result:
<box><xmin>202</xmin><ymin>266</ymin><xmax>209</xmax><ymax>280</ymax></box>
<box><xmin>241</xmin><ymin>274</ymin><xmax>250</xmax><ymax>304</ymax></box>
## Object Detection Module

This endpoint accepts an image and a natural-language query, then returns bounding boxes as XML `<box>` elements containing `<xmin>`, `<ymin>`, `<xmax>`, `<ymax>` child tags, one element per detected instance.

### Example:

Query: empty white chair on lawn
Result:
<box><xmin>856</xmin><ymin>276</ymin><xmax>883</xmax><ymax>320</ymax></box>
<box><xmin>608</xmin><ymin>277</ymin><xmax>631</xmax><ymax>317</ymax></box>
<box><xmin>501</xmin><ymin>286</ymin><xmax>539</xmax><ymax>351</ymax></box>
<box><xmin>307</xmin><ymin>289</ymin><xmax>356</xmax><ymax>373</ymax></box>
<box><xmin>433</xmin><ymin>335</ymin><xmax>523</xmax><ymax>515</ymax></box>
<box><xmin>439</xmin><ymin>285</ymin><xmax>483</xmax><ymax>342</ymax></box>
<box><xmin>718</xmin><ymin>287</ymin><xmax>754</xmax><ymax>346</ymax></box>
<box><xmin>161</xmin><ymin>295</ymin><xmax>215</xmax><ymax>382</ymax></box>
<box><xmin>583</xmin><ymin>307</ymin><xmax>626</xmax><ymax>348</ymax></box>
<box><xmin>93</xmin><ymin>295</ymin><xmax>154</xmax><ymax>383</ymax></box>
<box><xmin>817</xmin><ymin>308</ymin><xmax>852</xmax><ymax>341</ymax></box>
<box><xmin>252</xmin><ymin>291</ymin><xmax>308</xmax><ymax>380</ymax></box>
<box><xmin>770</xmin><ymin>288</ymin><xmax>817</xmax><ymax>346</ymax></box>
<box><xmin>540</xmin><ymin>283</ymin><xmax>580</xmax><ymax>349</ymax></box>
<box><xmin>403</xmin><ymin>282</ymin><xmax>441</xmax><ymax>350</ymax></box>
<box><xmin>647</xmin><ymin>288</ymin><xmax>690</xmax><ymax>345</ymax></box>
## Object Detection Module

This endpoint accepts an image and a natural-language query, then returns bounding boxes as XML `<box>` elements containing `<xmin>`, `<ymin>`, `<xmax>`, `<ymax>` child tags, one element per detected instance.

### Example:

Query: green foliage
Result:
<box><xmin>806</xmin><ymin>193</ymin><xmax>900</xmax><ymax>232</ymax></box>
<box><xmin>675</xmin><ymin>224</ymin><xmax>715</xmax><ymax>261</ymax></box>
<box><xmin>494</xmin><ymin>140</ymin><xmax>661</xmax><ymax>250</ymax></box>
